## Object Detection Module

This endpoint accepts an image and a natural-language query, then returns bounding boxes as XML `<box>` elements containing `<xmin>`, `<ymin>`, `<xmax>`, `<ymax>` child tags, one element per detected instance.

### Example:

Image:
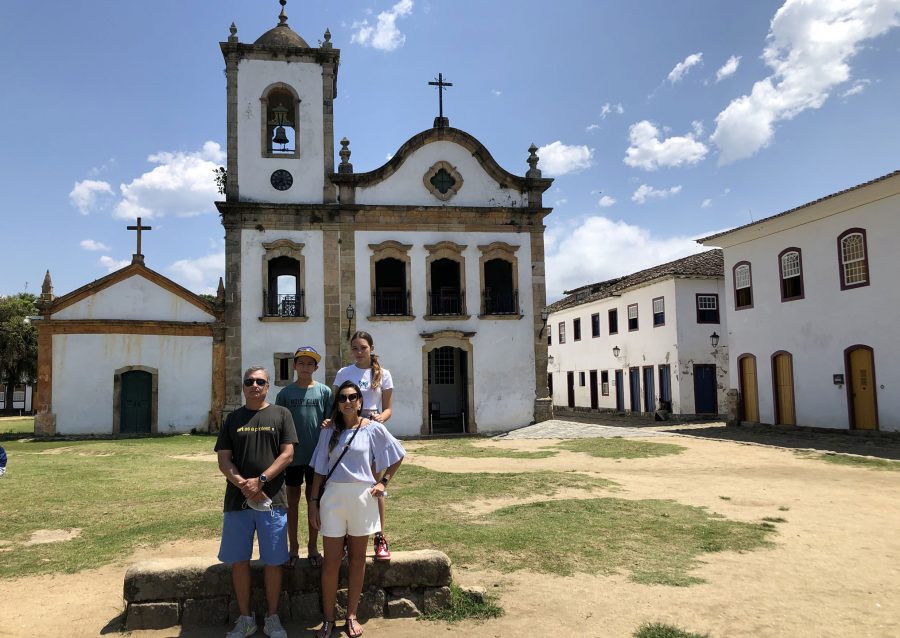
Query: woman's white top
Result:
<box><xmin>311</xmin><ymin>420</ymin><xmax>405</xmax><ymax>484</ymax></box>
<box><xmin>333</xmin><ymin>364</ymin><xmax>393</xmax><ymax>413</ymax></box>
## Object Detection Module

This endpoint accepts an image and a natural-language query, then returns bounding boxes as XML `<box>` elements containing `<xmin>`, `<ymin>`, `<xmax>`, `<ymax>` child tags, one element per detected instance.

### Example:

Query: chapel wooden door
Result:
<box><xmin>739</xmin><ymin>355</ymin><xmax>760</xmax><ymax>422</ymax></box>
<box><xmin>121</xmin><ymin>370</ymin><xmax>152</xmax><ymax>434</ymax></box>
<box><xmin>847</xmin><ymin>347</ymin><xmax>878</xmax><ymax>430</ymax></box>
<box><xmin>772</xmin><ymin>353</ymin><xmax>795</xmax><ymax>425</ymax></box>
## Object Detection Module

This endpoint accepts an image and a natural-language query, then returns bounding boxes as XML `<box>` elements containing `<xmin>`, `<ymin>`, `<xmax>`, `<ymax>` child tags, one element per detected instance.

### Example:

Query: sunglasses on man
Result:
<box><xmin>337</xmin><ymin>393</ymin><xmax>360</xmax><ymax>403</ymax></box>
<box><xmin>243</xmin><ymin>378</ymin><xmax>268</xmax><ymax>387</ymax></box>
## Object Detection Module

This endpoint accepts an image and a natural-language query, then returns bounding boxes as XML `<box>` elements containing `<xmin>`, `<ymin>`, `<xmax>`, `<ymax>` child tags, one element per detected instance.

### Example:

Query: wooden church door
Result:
<box><xmin>847</xmin><ymin>347</ymin><xmax>878</xmax><ymax>430</ymax></box>
<box><xmin>121</xmin><ymin>370</ymin><xmax>152</xmax><ymax>433</ymax></box>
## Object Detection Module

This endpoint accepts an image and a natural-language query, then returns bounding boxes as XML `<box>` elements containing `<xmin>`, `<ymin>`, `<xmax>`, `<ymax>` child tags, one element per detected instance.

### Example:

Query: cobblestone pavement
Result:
<box><xmin>495</xmin><ymin>418</ymin><xmax>678</xmax><ymax>439</ymax></box>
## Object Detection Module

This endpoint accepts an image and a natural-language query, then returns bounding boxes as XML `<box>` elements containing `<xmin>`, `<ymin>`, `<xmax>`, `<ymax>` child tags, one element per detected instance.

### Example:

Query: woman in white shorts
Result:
<box><xmin>308</xmin><ymin>380</ymin><xmax>405</xmax><ymax>638</ymax></box>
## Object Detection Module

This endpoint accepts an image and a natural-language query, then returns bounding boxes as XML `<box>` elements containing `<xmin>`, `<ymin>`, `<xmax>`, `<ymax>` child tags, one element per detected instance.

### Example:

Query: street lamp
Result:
<box><xmin>612</xmin><ymin>345</ymin><xmax>621</xmax><ymax>358</ymax></box>
<box><xmin>540</xmin><ymin>307</ymin><xmax>549</xmax><ymax>336</ymax></box>
<box><xmin>346</xmin><ymin>303</ymin><xmax>355</xmax><ymax>340</ymax></box>
<box><xmin>710</xmin><ymin>332</ymin><xmax>720</xmax><ymax>348</ymax></box>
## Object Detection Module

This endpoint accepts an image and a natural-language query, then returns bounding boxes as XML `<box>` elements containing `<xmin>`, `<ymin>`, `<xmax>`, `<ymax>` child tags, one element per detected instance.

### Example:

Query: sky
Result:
<box><xmin>1</xmin><ymin>0</ymin><xmax>898</xmax><ymax>302</ymax></box>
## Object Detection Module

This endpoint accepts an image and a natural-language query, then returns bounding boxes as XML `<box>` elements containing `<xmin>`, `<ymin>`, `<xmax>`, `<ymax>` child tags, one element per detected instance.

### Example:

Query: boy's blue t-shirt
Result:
<box><xmin>275</xmin><ymin>381</ymin><xmax>333</xmax><ymax>466</ymax></box>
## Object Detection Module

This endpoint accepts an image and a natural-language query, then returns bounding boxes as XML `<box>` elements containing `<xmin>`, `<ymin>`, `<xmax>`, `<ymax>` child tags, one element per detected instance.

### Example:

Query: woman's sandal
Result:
<box><xmin>316</xmin><ymin>619</ymin><xmax>335</xmax><ymax>638</ymax></box>
<box><xmin>346</xmin><ymin>616</ymin><xmax>364</xmax><ymax>638</ymax></box>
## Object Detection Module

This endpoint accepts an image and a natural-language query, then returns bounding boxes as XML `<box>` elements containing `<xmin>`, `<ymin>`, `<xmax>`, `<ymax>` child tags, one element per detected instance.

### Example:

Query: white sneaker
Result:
<box><xmin>264</xmin><ymin>614</ymin><xmax>288</xmax><ymax>638</ymax></box>
<box><xmin>226</xmin><ymin>614</ymin><xmax>257</xmax><ymax>638</ymax></box>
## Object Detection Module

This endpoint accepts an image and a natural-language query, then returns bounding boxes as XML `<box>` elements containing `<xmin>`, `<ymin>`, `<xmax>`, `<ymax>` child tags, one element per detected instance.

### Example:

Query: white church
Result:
<box><xmin>33</xmin><ymin>2</ymin><xmax>554</xmax><ymax>437</ymax></box>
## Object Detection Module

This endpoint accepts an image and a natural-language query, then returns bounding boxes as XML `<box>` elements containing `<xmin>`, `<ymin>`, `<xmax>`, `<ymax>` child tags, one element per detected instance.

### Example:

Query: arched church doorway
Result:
<box><xmin>427</xmin><ymin>346</ymin><xmax>468</xmax><ymax>433</ymax></box>
<box><xmin>121</xmin><ymin>370</ymin><xmax>152</xmax><ymax>433</ymax></box>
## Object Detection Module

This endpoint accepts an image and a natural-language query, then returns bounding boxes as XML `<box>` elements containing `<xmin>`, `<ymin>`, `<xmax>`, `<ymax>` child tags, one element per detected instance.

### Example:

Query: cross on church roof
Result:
<box><xmin>428</xmin><ymin>72</ymin><xmax>453</xmax><ymax>128</ymax></box>
<box><xmin>127</xmin><ymin>217</ymin><xmax>152</xmax><ymax>264</ymax></box>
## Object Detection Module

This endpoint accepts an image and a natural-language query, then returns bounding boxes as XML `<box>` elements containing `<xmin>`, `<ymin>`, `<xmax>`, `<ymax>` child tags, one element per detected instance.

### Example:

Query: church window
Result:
<box><xmin>273</xmin><ymin>353</ymin><xmax>294</xmax><ymax>387</ymax></box>
<box><xmin>425</xmin><ymin>242</ymin><xmax>467</xmax><ymax>318</ymax></box>
<box><xmin>627</xmin><ymin>304</ymin><xmax>639</xmax><ymax>331</ymax></box>
<box><xmin>696</xmin><ymin>294</ymin><xmax>720</xmax><ymax>323</ymax></box>
<box><xmin>478</xmin><ymin>242</ymin><xmax>520</xmax><ymax>317</ymax></box>
<box><xmin>652</xmin><ymin>297</ymin><xmax>665</xmax><ymax>326</ymax></box>
<box><xmin>779</xmin><ymin>248</ymin><xmax>804</xmax><ymax>301</ymax></box>
<box><xmin>369</xmin><ymin>241</ymin><xmax>413</xmax><ymax>319</ymax></box>
<box><xmin>838</xmin><ymin>229</ymin><xmax>869</xmax><ymax>290</ymax></box>
<box><xmin>423</xmin><ymin>161</ymin><xmax>464</xmax><ymax>201</ymax></box>
<box><xmin>261</xmin><ymin>240</ymin><xmax>306</xmax><ymax>321</ymax></box>
<box><xmin>260</xmin><ymin>84</ymin><xmax>301</xmax><ymax>158</ymax></box>
<box><xmin>733</xmin><ymin>262</ymin><xmax>753</xmax><ymax>309</ymax></box>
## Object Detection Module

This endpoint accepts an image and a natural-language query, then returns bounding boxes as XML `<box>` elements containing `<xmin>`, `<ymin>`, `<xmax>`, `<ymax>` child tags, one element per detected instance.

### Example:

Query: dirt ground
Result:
<box><xmin>2</xmin><ymin>426</ymin><xmax>900</xmax><ymax>638</ymax></box>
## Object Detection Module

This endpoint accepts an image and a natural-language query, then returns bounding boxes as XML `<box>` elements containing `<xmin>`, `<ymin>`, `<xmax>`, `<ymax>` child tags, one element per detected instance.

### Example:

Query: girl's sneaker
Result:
<box><xmin>373</xmin><ymin>532</ymin><xmax>391</xmax><ymax>561</ymax></box>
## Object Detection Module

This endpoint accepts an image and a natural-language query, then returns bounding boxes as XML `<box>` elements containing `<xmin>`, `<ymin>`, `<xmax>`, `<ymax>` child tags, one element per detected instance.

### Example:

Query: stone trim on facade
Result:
<box><xmin>424</xmin><ymin>241</ymin><xmax>467</xmax><ymax>318</ymax></box>
<box><xmin>422</xmin><ymin>161</ymin><xmax>464</xmax><ymax>201</ymax></box>
<box><xmin>478</xmin><ymin>241</ymin><xmax>521</xmax><ymax>317</ymax></box>
<box><xmin>259</xmin><ymin>82</ymin><xmax>302</xmax><ymax>159</ymax></box>
<box><xmin>261</xmin><ymin>239</ymin><xmax>306</xmax><ymax>320</ymax></box>
<box><xmin>369</xmin><ymin>240</ymin><xmax>414</xmax><ymax>320</ymax></box>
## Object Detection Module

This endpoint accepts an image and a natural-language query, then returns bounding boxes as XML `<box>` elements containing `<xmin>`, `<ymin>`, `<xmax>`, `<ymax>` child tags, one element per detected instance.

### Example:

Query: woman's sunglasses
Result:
<box><xmin>243</xmin><ymin>378</ymin><xmax>268</xmax><ymax>387</ymax></box>
<box><xmin>337</xmin><ymin>393</ymin><xmax>360</xmax><ymax>403</ymax></box>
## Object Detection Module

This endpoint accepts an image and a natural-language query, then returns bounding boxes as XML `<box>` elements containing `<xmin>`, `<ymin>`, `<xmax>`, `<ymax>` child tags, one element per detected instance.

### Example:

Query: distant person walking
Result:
<box><xmin>275</xmin><ymin>346</ymin><xmax>333</xmax><ymax>567</ymax></box>
<box><xmin>0</xmin><ymin>445</ymin><xmax>7</xmax><ymax>477</ymax></box>
<box><xmin>309</xmin><ymin>380</ymin><xmax>405</xmax><ymax>638</ymax></box>
<box><xmin>333</xmin><ymin>331</ymin><xmax>394</xmax><ymax>560</ymax></box>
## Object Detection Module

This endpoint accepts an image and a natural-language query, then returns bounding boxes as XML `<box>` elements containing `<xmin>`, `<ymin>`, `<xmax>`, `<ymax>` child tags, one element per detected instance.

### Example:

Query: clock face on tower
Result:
<box><xmin>270</xmin><ymin>169</ymin><xmax>293</xmax><ymax>191</ymax></box>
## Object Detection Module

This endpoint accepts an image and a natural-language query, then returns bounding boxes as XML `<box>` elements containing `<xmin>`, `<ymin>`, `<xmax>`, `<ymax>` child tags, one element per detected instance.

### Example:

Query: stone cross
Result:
<box><xmin>127</xmin><ymin>217</ymin><xmax>152</xmax><ymax>258</ymax></box>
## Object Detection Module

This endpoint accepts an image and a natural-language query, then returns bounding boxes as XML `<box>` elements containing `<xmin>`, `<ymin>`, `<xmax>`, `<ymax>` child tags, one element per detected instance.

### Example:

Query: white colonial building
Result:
<box><xmin>547</xmin><ymin>250</ymin><xmax>728</xmax><ymax>417</ymax></box>
<box><xmin>217</xmin><ymin>6</ymin><xmax>553</xmax><ymax>436</ymax></box>
<box><xmin>700</xmin><ymin>171</ymin><xmax>899</xmax><ymax>432</ymax></box>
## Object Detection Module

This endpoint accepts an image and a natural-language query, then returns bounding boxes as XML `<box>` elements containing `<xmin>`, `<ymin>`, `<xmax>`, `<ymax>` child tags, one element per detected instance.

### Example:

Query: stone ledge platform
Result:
<box><xmin>123</xmin><ymin>550</ymin><xmax>453</xmax><ymax>631</ymax></box>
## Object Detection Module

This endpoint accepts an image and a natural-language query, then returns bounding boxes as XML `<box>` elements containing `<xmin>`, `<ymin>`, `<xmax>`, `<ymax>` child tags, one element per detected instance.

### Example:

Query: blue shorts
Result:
<box><xmin>218</xmin><ymin>508</ymin><xmax>289</xmax><ymax>566</ymax></box>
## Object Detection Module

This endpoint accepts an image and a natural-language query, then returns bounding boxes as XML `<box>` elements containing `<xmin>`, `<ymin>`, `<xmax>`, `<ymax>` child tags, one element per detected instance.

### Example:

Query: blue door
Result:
<box><xmin>629</xmin><ymin>367</ymin><xmax>641</xmax><ymax>412</ymax></box>
<box><xmin>658</xmin><ymin>365</ymin><xmax>672</xmax><ymax>410</ymax></box>
<box><xmin>614</xmin><ymin>370</ymin><xmax>625</xmax><ymax>411</ymax></box>
<box><xmin>693</xmin><ymin>364</ymin><xmax>717</xmax><ymax>414</ymax></box>
<box><xmin>642</xmin><ymin>366</ymin><xmax>655</xmax><ymax>412</ymax></box>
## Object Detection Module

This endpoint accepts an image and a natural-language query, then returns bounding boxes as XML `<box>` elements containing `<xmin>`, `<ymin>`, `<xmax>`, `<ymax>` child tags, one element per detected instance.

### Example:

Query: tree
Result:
<box><xmin>0</xmin><ymin>293</ymin><xmax>38</xmax><ymax>409</ymax></box>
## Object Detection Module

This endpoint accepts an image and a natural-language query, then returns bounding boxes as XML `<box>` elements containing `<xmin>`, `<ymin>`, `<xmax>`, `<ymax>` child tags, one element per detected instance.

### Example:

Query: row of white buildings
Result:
<box><xmin>548</xmin><ymin>170</ymin><xmax>899</xmax><ymax>433</ymax></box>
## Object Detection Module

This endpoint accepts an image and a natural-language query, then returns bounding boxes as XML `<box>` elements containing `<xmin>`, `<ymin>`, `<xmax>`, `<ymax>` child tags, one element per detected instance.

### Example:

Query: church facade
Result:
<box><xmin>217</xmin><ymin>6</ymin><xmax>554</xmax><ymax>436</ymax></box>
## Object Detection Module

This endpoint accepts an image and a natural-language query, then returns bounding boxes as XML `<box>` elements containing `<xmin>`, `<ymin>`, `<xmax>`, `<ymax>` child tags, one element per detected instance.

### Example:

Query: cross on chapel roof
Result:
<box><xmin>127</xmin><ymin>217</ymin><xmax>152</xmax><ymax>265</ymax></box>
<box><xmin>428</xmin><ymin>72</ymin><xmax>453</xmax><ymax>128</ymax></box>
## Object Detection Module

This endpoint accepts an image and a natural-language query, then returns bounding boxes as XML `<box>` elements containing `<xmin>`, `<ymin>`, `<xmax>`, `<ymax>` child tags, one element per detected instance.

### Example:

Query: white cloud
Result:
<box><xmin>711</xmin><ymin>0</ymin><xmax>900</xmax><ymax>165</ymax></box>
<box><xmin>167</xmin><ymin>251</ymin><xmax>225</xmax><ymax>295</ymax></box>
<box><xmin>554</xmin><ymin>198</ymin><xmax>568</xmax><ymax>207</ymax></box>
<box><xmin>715</xmin><ymin>55</ymin><xmax>742</xmax><ymax>82</ymax></box>
<box><xmin>598</xmin><ymin>195</ymin><xmax>616</xmax><ymax>207</ymax></box>
<box><xmin>545</xmin><ymin>216</ymin><xmax>705</xmax><ymax>300</ymax></box>
<box><xmin>632</xmin><ymin>184</ymin><xmax>682</xmax><ymax>204</ymax></box>
<box><xmin>112</xmin><ymin>141</ymin><xmax>225</xmax><ymax>220</ymax></box>
<box><xmin>667</xmin><ymin>52</ymin><xmax>703</xmax><ymax>83</ymax></box>
<box><xmin>841</xmin><ymin>78</ymin><xmax>871</xmax><ymax>96</ymax></box>
<box><xmin>99</xmin><ymin>255</ymin><xmax>130</xmax><ymax>273</ymax></box>
<box><xmin>350</xmin><ymin>0</ymin><xmax>413</xmax><ymax>51</ymax></box>
<box><xmin>624</xmin><ymin>120</ymin><xmax>708</xmax><ymax>170</ymax></box>
<box><xmin>80</xmin><ymin>239</ymin><xmax>110</xmax><ymax>252</ymax></box>
<box><xmin>69</xmin><ymin>180</ymin><xmax>114</xmax><ymax>215</ymax></box>
<box><xmin>585</xmin><ymin>124</ymin><xmax>601</xmax><ymax>132</ymax></box>
<box><xmin>600</xmin><ymin>102</ymin><xmax>624</xmax><ymax>118</ymax></box>
<box><xmin>491</xmin><ymin>89</ymin><xmax>502</xmax><ymax>96</ymax></box>
<box><xmin>536</xmin><ymin>141</ymin><xmax>594</xmax><ymax>177</ymax></box>
<box><xmin>701</xmin><ymin>198</ymin><xmax>713</xmax><ymax>208</ymax></box>
<box><xmin>88</xmin><ymin>158</ymin><xmax>117</xmax><ymax>177</ymax></box>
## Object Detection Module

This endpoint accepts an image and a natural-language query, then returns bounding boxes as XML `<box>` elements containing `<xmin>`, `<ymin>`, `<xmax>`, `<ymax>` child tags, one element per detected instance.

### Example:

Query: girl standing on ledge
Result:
<box><xmin>309</xmin><ymin>380</ymin><xmax>405</xmax><ymax>638</ymax></box>
<box><xmin>332</xmin><ymin>331</ymin><xmax>395</xmax><ymax>561</ymax></box>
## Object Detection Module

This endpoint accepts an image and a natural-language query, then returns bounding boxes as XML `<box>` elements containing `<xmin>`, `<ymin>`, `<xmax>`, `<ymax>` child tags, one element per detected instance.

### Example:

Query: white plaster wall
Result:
<box><xmin>721</xmin><ymin>192</ymin><xmax>900</xmax><ymax>431</ymax></box>
<box><xmin>54</xmin><ymin>276</ymin><xmax>214</xmax><ymax>322</ymax></box>
<box><xmin>237</xmin><ymin>59</ymin><xmax>324</xmax><ymax>203</ymax></box>
<box><xmin>354</xmin><ymin>230</ymin><xmax>535</xmax><ymax>436</ymax></box>
<box><xmin>51</xmin><ymin>333</ymin><xmax>212</xmax><ymax>434</ymax></box>
<box><xmin>547</xmin><ymin>277</ymin><xmax>728</xmax><ymax>414</ymax></box>
<box><xmin>240</xmin><ymin>229</ymin><xmax>329</xmax><ymax>393</ymax></box>
<box><xmin>355</xmin><ymin>142</ymin><xmax>528</xmax><ymax>208</ymax></box>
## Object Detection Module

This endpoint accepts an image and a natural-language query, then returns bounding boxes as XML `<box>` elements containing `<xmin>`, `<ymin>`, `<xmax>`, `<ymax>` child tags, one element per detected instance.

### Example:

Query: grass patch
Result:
<box><xmin>411</xmin><ymin>438</ymin><xmax>557</xmax><ymax>459</ymax></box>
<box><xmin>554</xmin><ymin>436</ymin><xmax>685</xmax><ymax>459</ymax></box>
<box><xmin>761</xmin><ymin>517</ymin><xmax>787</xmax><ymax>523</ymax></box>
<box><xmin>718</xmin><ymin>496</ymin><xmax>731</xmax><ymax>501</ymax></box>
<box><xmin>797</xmin><ymin>451</ymin><xmax>900</xmax><ymax>472</ymax></box>
<box><xmin>421</xmin><ymin>584</ymin><xmax>503</xmax><ymax>622</ymax></box>
<box><xmin>390</xmin><ymin>465</ymin><xmax>773</xmax><ymax>585</ymax></box>
<box><xmin>0</xmin><ymin>435</ymin><xmax>223</xmax><ymax>579</ymax></box>
<box><xmin>0</xmin><ymin>417</ymin><xmax>34</xmax><ymax>434</ymax></box>
<box><xmin>778</xmin><ymin>506</ymin><xmax>790</xmax><ymax>511</ymax></box>
<box><xmin>634</xmin><ymin>623</ymin><xmax>710</xmax><ymax>638</ymax></box>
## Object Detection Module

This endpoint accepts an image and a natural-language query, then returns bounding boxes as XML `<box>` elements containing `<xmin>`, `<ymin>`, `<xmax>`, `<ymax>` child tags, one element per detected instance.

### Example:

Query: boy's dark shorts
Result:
<box><xmin>284</xmin><ymin>464</ymin><xmax>315</xmax><ymax>487</ymax></box>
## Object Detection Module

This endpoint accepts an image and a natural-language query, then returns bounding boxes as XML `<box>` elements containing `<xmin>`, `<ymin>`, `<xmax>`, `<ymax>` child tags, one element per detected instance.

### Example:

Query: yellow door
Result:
<box><xmin>773</xmin><ymin>353</ymin><xmax>795</xmax><ymax>425</ymax></box>
<box><xmin>848</xmin><ymin>348</ymin><xmax>878</xmax><ymax>430</ymax></box>
<box><xmin>739</xmin><ymin>356</ymin><xmax>759</xmax><ymax>422</ymax></box>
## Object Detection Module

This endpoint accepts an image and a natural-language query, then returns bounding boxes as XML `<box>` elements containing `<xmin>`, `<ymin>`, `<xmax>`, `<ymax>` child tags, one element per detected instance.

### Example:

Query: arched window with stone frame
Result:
<box><xmin>369</xmin><ymin>241</ymin><xmax>413</xmax><ymax>319</ymax></box>
<box><xmin>260</xmin><ymin>83</ymin><xmax>301</xmax><ymax>158</ymax></box>
<box><xmin>261</xmin><ymin>240</ymin><xmax>306</xmax><ymax>320</ymax></box>
<box><xmin>425</xmin><ymin>241</ymin><xmax>467</xmax><ymax>318</ymax></box>
<box><xmin>478</xmin><ymin>242</ymin><xmax>520</xmax><ymax>316</ymax></box>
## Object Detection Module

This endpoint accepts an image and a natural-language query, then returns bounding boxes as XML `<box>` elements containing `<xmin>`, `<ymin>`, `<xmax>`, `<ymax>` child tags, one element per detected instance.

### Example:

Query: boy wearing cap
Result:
<box><xmin>275</xmin><ymin>346</ymin><xmax>333</xmax><ymax>567</ymax></box>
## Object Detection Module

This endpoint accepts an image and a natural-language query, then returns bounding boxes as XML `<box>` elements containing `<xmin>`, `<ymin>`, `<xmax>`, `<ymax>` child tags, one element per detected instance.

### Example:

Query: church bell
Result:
<box><xmin>273</xmin><ymin>126</ymin><xmax>290</xmax><ymax>148</ymax></box>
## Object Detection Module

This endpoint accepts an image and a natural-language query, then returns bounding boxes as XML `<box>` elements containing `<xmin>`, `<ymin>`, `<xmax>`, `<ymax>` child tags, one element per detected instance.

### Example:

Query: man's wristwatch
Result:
<box><xmin>259</xmin><ymin>474</ymin><xmax>268</xmax><ymax>484</ymax></box>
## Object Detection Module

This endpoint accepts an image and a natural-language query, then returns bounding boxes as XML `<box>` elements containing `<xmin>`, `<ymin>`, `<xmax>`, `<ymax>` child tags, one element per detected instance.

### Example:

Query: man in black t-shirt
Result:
<box><xmin>215</xmin><ymin>366</ymin><xmax>297</xmax><ymax>638</ymax></box>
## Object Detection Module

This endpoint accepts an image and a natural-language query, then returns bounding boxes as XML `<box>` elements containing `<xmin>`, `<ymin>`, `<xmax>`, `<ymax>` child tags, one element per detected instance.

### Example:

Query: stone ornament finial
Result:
<box><xmin>216</xmin><ymin>277</ymin><xmax>225</xmax><ymax>304</ymax></box>
<box><xmin>338</xmin><ymin>137</ymin><xmax>353</xmax><ymax>173</ymax></box>
<box><xmin>228</xmin><ymin>22</ymin><xmax>238</xmax><ymax>42</ymax></box>
<box><xmin>41</xmin><ymin>270</ymin><xmax>53</xmax><ymax>297</ymax></box>
<box><xmin>278</xmin><ymin>0</ymin><xmax>288</xmax><ymax>25</ymax></box>
<box><xmin>526</xmin><ymin>143</ymin><xmax>542</xmax><ymax>178</ymax></box>
<box><xmin>322</xmin><ymin>28</ymin><xmax>332</xmax><ymax>49</ymax></box>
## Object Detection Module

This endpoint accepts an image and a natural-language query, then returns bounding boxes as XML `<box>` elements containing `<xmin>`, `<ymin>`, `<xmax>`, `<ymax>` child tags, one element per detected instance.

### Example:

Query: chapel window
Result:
<box><xmin>838</xmin><ymin>229</ymin><xmax>869</xmax><ymax>290</ymax></box>
<box><xmin>734</xmin><ymin>262</ymin><xmax>753</xmax><ymax>309</ymax></box>
<box><xmin>369</xmin><ymin>241</ymin><xmax>413</xmax><ymax>319</ymax></box>
<box><xmin>478</xmin><ymin>242</ymin><xmax>520</xmax><ymax>317</ymax></box>
<box><xmin>425</xmin><ymin>242</ymin><xmax>467</xmax><ymax>318</ymax></box>
<box><xmin>779</xmin><ymin>248</ymin><xmax>804</xmax><ymax>301</ymax></box>
<box><xmin>261</xmin><ymin>239</ymin><xmax>306</xmax><ymax>320</ymax></box>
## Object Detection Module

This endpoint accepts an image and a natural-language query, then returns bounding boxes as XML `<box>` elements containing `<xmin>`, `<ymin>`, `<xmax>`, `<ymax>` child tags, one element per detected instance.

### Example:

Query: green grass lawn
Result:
<box><xmin>0</xmin><ymin>417</ymin><xmax>34</xmax><ymax>434</ymax></box>
<box><xmin>0</xmin><ymin>435</ymin><xmax>773</xmax><ymax>585</ymax></box>
<box><xmin>410</xmin><ymin>438</ymin><xmax>557</xmax><ymax>459</ymax></box>
<box><xmin>553</xmin><ymin>436</ymin><xmax>686</xmax><ymax>459</ymax></box>
<box><xmin>796</xmin><ymin>451</ymin><xmax>900</xmax><ymax>472</ymax></box>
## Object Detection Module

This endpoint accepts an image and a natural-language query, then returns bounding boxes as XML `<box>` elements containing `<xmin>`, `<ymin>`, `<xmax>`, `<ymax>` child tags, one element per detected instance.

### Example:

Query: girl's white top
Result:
<box><xmin>333</xmin><ymin>364</ymin><xmax>394</xmax><ymax>413</ymax></box>
<box><xmin>311</xmin><ymin>420</ymin><xmax>405</xmax><ymax>484</ymax></box>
